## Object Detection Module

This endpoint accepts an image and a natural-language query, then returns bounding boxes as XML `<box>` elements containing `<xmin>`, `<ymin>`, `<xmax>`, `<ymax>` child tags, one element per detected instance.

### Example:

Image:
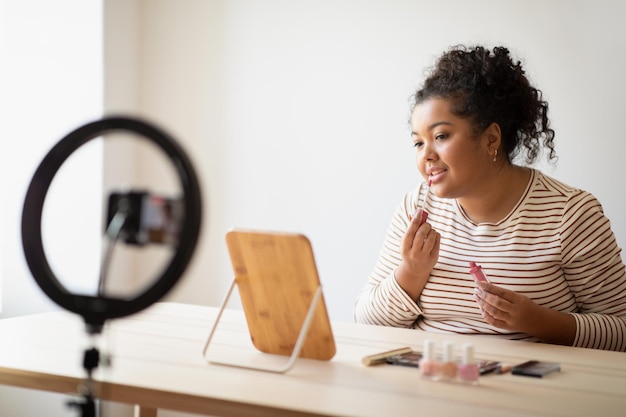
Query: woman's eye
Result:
<box><xmin>435</xmin><ymin>133</ymin><xmax>448</xmax><ymax>141</ymax></box>
<box><xmin>412</xmin><ymin>141</ymin><xmax>423</xmax><ymax>148</ymax></box>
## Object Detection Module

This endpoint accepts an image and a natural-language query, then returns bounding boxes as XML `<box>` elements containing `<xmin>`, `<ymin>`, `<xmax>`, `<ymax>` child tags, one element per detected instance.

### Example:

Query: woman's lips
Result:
<box><xmin>428</xmin><ymin>169</ymin><xmax>446</xmax><ymax>183</ymax></box>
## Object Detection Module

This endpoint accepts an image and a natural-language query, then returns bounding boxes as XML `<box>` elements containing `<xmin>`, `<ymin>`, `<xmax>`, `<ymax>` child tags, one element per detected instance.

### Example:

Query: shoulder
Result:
<box><xmin>531</xmin><ymin>170</ymin><xmax>602</xmax><ymax>211</ymax></box>
<box><xmin>533</xmin><ymin>170</ymin><xmax>580</xmax><ymax>196</ymax></box>
<box><xmin>531</xmin><ymin>171</ymin><xmax>606</xmax><ymax>233</ymax></box>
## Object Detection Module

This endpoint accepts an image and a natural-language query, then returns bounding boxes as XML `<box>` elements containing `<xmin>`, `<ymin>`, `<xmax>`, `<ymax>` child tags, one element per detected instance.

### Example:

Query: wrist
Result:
<box><xmin>394</xmin><ymin>263</ymin><xmax>430</xmax><ymax>301</ymax></box>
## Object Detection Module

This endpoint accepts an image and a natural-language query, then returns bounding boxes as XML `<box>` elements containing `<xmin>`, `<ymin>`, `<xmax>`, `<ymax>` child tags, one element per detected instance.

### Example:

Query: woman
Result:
<box><xmin>354</xmin><ymin>45</ymin><xmax>626</xmax><ymax>351</ymax></box>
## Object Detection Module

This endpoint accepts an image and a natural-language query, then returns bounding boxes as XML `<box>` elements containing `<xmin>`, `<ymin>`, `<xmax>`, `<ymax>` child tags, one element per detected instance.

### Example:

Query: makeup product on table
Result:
<box><xmin>385</xmin><ymin>350</ymin><xmax>500</xmax><ymax>375</ymax></box>
<box><xmin>385</xmin><ymin>351</ymin><xmax>424</xmax><ymax>367</ymax></box>
<box><xmin>361</xmin><ymin>346</ymin><xmax>413</xmax><ymax>366</ymax></box>
<box><xmin>479</xmin><ymin>360</ymin><xmax>503</xmax><ymax>375</ymax></box>
<box><xmin>418</xmin><ymin>339</ymin><xmax>440</xmax><ymax>381</ymax></box>
<box><xmin>511</xmin><ymin>360</ymin><xmax>561</xmax><ymax>378</ymax></box>
<box><xmin>439</xmin><ymin>341</ymin><xmax>458</xmax><ymax>381</ymax></box>
<box><xmin>458</xmin><ymin>343</ymin><xmax>480</xmax><ymax>385</ymax></box>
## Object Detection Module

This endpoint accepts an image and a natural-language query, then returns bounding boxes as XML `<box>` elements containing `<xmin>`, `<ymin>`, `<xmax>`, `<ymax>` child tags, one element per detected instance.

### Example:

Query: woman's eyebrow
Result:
<box><xmin>412</xmin><ymin>120</ymin><xmax>453</xmax><ymax>136</ymax></box>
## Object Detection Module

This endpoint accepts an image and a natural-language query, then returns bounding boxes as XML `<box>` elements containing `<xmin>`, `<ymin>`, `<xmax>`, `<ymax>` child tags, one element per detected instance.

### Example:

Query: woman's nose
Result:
<box><xmin>421</xmin><ymin>143</ymin><xmax>437</xmax><ymax>161</ymax></box>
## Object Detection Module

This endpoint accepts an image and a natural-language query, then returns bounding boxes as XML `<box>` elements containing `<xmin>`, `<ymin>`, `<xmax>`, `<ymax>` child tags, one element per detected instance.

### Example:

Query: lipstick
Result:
<box><xmin>469</xmin><ymin>261</ymin><xmax>490</xmax><ymax>283</ymax></box>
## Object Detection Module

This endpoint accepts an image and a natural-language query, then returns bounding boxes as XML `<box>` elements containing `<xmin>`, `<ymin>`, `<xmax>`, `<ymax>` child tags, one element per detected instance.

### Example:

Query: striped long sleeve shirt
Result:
<box><xmin>354</xmin><ymin>169</ymin><xmax>626</xmax><ymax>351</ymax></box>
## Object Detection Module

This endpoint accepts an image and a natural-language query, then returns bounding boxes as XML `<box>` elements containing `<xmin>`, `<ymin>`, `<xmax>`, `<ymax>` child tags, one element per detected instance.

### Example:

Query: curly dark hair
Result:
<box><xmin>412</xmin><ymin>45</ymin><xmax>556</xmax><ymax>164</ymax></box>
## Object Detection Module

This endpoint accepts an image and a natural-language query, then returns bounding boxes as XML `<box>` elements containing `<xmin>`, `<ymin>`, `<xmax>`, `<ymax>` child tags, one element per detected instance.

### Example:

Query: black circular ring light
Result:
<box><xmin>21</xmin><ymin>116</ymin><xmax>202</xmax><ymax>332</ymax></box>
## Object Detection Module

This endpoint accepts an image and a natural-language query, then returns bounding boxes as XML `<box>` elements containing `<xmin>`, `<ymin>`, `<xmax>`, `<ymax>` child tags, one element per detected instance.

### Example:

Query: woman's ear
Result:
<box><xmin>484</xmin><ymin>122</ymin><xmax>502</xmax><ymax>154</ymax></box>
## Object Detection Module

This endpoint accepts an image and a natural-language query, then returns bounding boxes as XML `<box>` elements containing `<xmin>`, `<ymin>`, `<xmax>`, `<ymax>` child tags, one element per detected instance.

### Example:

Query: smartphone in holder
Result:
<box><xmin>106</xmin><ymin>191</ymin><xmax>183</xmax><ymax>245</ymax></box>
<box><xmin>511</xmin><ymin>360</ymin><xmax>561</xmax><ymax>378</ymax></box>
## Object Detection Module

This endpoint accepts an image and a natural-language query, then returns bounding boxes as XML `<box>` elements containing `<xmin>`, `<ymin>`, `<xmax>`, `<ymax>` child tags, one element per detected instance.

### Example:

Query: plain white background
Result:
<box><xmin>2</xmin><ymin>1</ymin><xmax>625</xmax><ymax>416</ymax></box>
<box><xmin>121</xmin><ymin>0</ymin><xmax>626</xmax><ymax>324</ymax></box>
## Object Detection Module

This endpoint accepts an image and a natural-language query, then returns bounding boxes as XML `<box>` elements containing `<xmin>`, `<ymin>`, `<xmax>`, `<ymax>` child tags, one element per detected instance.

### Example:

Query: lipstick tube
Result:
<box><xmin>469</xmin><ymin>261</ymin><xmax>490</xmax><ymax>283</ymax></box>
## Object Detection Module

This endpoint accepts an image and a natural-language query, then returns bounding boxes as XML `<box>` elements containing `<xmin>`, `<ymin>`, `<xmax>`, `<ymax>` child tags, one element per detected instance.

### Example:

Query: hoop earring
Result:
<box><xmin>493</xmin><ymin>149</ymin><xmax>498</xmax><ymax>162</ymax></box>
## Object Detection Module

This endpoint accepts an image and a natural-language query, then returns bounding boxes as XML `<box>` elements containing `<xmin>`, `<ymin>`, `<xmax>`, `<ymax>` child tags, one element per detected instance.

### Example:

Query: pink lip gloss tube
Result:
<box><xmin>469</xmin><ymin>261</ymin><xmax>490</xmax><ymax>283</ymax></box>
<box><xmin>458</xmin><ymin>343</ymin><xmax>480</xmax><ymax>385</ymax></box>
<box><xmin>410</xmin><ymin>180</ymin><xmax>431</xmax><ymax>225</ymax></box>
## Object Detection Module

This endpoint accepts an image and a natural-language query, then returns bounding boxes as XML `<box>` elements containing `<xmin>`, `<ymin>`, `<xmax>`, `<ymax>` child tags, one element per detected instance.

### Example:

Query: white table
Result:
<box><xmin>1</xmin><ymin>302</ymin><xmax>625</xmax><ymax>416</ymax></box>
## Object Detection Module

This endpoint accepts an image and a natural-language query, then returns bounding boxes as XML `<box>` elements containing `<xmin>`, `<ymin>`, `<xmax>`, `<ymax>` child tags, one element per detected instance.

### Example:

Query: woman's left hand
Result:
<box><xmin>474</xmin><ymin>281</ymin><xmax>577</xmax><ymax>345</ymax></box>
<box><xmin>473</xmin><ymin>281</ymin><xmax>540</xmax><ymax>333</ymax></box>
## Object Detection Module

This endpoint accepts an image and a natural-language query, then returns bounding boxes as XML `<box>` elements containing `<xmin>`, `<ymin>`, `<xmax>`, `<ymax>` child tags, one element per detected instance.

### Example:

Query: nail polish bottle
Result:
<box><xmin>439</xmin><ymin>341</ymin><xmax>458</xmax><ymax>382</ymax></box>
<box><xmin>458</xmin><ymin>343</ymin><xmax>479</xmax><ymax>385</ymax></box>
<box><xmin>419</xmin><ymin>340</ymin><xmax>440</xmax><ymax>381</ymax></box>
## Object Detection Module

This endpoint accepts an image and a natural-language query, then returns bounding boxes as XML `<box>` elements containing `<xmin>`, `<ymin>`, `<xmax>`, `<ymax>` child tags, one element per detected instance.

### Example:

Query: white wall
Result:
<box><xmin>0</xmin><ymin>1</ymin><xmax>105</xmax><ymax>416</ymax></box>
<box><xmin>112</xmin><ymin>0</ymin><xmax>626</xmax><ymax>325</ymax></box>
<box><xmin>0</xmin><ymin>0</ymin><xmax>104</xmax><ymax>317</ymax></box>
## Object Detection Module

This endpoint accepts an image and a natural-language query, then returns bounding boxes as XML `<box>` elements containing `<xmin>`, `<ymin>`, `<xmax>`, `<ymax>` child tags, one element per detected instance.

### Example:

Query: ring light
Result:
<box><xmin>21</xmin><ymin>116</ymin><xmax>202</xmax><ymax>333</ymax></box>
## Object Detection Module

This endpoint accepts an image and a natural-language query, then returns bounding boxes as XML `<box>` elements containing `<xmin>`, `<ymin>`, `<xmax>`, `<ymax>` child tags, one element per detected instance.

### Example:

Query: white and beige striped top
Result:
<box><xmin>354</xmin><ymin>169</ymin><xmax>626</xmax><ymax>351</ymax></box>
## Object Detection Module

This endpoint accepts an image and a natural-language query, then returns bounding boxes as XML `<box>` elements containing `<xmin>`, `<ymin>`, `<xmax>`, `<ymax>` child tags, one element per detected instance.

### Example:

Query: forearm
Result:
<box><xmin>571</xmin><ymin>312</ymin><xmax>626</xmax><ymax>351</ymax></box>
<box><xmin>354</xmin><ymin>272</ymin><xmax>421</xmax><ymax>327</ymax></box>
<box><xmin>525</xmin><ymin>305</ymin><xmax>576</xmax><ymax>346</ymax></box>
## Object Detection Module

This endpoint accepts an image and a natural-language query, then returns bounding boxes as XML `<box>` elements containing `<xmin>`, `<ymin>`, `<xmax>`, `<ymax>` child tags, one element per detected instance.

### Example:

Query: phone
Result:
<box><xmin>511</xmin><ymin>360</ymin><xmax>561</xmax><ymax>378</ymax></box>
<box><xmin>385</xmin><ymin>350</ymin><xmax>502</xmax><ymax>375</ymax></box>
<box><xmin>106</xmin><ymin>191</ymin><xmax>183</xmax><ymax>245</ymax></box>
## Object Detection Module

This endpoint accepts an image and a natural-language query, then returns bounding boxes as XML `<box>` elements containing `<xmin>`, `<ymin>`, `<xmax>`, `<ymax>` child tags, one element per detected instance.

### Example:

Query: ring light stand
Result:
<box><xmin>21</xmin><ymin>116</ymin><xmax>203</xmax><ymax>417</ymax></box>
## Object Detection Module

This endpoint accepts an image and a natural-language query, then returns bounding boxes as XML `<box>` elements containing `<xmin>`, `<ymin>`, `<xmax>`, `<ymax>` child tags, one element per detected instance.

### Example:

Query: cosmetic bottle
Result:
<box><xmin>418</xmin><ymin>340</ymin><xmax>440</xmax><ymax>381</ymax></box>
<box><xmin>458</xmin><ymin>343</ymin><xmax>480</xmax><ymax>385</ymax></box>
<box><xmin>469</xmin><ymin>261</ymin><xmax>490</xmax><ymax>283</ymax></box>
<box><xmin>439</xmin><ymin>341</ymin><xmax>458</xmax><ymax>382</ymax></box>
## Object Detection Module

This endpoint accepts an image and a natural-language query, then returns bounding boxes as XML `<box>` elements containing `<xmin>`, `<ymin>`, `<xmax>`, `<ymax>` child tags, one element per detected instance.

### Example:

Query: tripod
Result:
<box><xmin>67</xmin><ymin>328</ymin><xmax>110</xmax><ymax>417</ymax></box>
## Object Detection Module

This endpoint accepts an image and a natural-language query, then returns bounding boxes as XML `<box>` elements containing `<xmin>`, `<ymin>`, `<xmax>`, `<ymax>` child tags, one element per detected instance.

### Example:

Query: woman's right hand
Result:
<box><xmin>394</xmin><ymin>209</ymin><xmax>440</xmax><ymax>300</ymax></box>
